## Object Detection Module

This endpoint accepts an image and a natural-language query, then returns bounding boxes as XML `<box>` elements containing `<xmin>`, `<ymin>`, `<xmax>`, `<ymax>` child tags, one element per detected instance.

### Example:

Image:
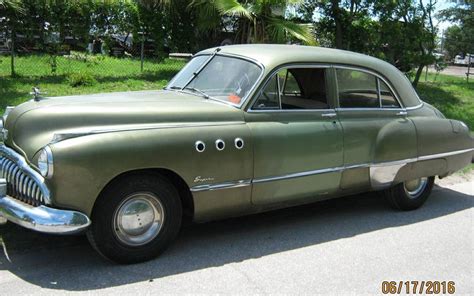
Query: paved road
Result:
<box><xmin>0</xmin><ymin>181</ymin><xmax>472</xmax><ymax>295</ymax></box>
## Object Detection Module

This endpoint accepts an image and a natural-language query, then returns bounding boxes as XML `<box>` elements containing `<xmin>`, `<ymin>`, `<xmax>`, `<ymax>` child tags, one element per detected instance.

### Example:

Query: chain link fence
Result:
<box><xmin>0</xmin><ymin>30</ymin><xmax>187</xmax><ymax>80</ymax></box>
<box><xmin>0</xmin><ymin>27</ymin><xmax>189</xmax><ymax>110</ymax></box>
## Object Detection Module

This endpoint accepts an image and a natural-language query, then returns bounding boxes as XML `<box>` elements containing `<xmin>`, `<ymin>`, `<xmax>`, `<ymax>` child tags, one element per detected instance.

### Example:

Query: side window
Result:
<box><xmin>379</xmin><ymin>79</ymin><xmax>400</xmax><ymax>108</ymax></box>
<box><xmin>252</xmin><ymin>67</ymin><xmax>329</xmax><ymax>110</ymax></box>
<box><xmin>280</xmin><ymin>68</ymin><xmax>328</xmax><ymax>110</ymax></box>
<box><xmin>253</xmin><ymin>74</ymin><xmax>280</xmax><ymax>110</ymax></box>
<box><xmin>337</xmin><ymin>69</ymin><xmax>379</xmax><ymax>108</ymax></box>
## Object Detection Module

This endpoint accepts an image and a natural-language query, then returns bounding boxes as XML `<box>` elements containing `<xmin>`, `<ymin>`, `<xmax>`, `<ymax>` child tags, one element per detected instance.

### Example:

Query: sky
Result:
<box><xmin>434</xmin><ymin>0</ymin><xmax>456</xmax><ymax>34</ymax></box>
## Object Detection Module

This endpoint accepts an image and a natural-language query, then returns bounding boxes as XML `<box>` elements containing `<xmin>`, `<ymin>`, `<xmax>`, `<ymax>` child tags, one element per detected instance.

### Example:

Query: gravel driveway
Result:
<box><xmin>0</xmin><ymin>175</ymin><xmax>473</xmax><ymax>295</ymax></box>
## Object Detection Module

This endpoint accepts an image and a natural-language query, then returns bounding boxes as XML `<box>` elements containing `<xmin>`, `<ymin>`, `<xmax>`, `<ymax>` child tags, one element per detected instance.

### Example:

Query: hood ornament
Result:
<box><xmin>30</xmin><ymin>87</ymin><xmax>47</xmax><ymax>102</ymax></box>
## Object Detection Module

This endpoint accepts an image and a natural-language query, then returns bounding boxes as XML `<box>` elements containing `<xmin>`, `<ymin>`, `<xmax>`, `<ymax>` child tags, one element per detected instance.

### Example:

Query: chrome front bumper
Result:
<box><xmin>0</xmin><ymin>179</ymin><xmax>91</xmax><ymax>234</ymax></box>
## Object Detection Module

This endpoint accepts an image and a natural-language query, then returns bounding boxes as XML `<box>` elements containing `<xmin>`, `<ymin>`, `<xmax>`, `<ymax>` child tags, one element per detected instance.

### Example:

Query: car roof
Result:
<box><xmin>197</xmin><ymin>44</ymin><xmax>422</xmax><ymax>108</ymax></box>
<box><xmin>199</xmin><ymin>44</ymin><xmax>375</xmax><ymax>67</ymax></box>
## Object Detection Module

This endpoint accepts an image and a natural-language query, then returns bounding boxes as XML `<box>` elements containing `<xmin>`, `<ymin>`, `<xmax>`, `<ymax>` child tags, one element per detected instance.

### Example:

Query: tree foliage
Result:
<box><xmin>0</xmin><ymin>0</ymin><xmax>445</xmax><ymax>88</ymax></box>
<box><xmin>0</xmin><ymin>0</ymin><xmax>201</xmax><ymax>56</ymax></box>
<box><xmin>190</xmin><ymin>0</ymin><xmax>315</xmax><ymax>45</ymax></box>
<box><xmin>443</xmin><ymin>25</ymin><xmax>466</xmax><ymax>58</ymax></box>
<box><xmin>439</xmin><ymin>0</ymin><xmax>474</xmax><ymax>58</ymax></box>
<box><xmin>298</xmin><ymin>0</ymin><xmax>437</xmax><ymax>87</ymax></box>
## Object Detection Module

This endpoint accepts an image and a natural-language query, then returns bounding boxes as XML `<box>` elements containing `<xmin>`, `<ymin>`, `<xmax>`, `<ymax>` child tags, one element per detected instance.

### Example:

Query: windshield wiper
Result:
<box><xmin>168</xmin><ymin>86</ymin><xmax>210</xmax><ymax>100</ymax></box>
<box><xmin>182</xmin><ymin>48</ymin><xmax>221</xmax><ymax>89</ymax></box>
<box><xmin>183</xmin><ymin>87</ymin><xmax>210</xmax><ymax>99</ymax></box>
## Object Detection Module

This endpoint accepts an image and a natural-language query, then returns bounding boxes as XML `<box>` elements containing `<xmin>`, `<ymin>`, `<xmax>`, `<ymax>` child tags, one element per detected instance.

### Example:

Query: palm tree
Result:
<box><xmin>0</xmin><ymin>0</ymin><xmax>22</xmax><ymax>11</ymax></box>
<box><xmin>190</xmin><ymin>0</ymin><xmax>315</xmax><ymax>45</ymax></box>
<box><xmin>0</xmin><ymin>0</ymin><xmax>24</xmax><ymax>23</ymax></box>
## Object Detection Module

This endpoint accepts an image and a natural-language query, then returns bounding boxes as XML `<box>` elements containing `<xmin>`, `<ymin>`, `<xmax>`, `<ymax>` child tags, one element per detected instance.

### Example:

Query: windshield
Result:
<box><xmin>166</xmin><ymin>55</ymin><xmax>262</xmax><ymax>106</ymax></box>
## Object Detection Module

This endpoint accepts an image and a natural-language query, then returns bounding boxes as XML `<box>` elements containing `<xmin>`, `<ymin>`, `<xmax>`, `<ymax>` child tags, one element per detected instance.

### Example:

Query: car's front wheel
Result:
<box><xmin>383</xmin><ymin>176</ymin><xmax>435</xmax><ymax>211</ymax></box>
<box><xmin>87</xmin><ymin>173</ymin><xmax>182</xmax><ymax>264</ymax></box>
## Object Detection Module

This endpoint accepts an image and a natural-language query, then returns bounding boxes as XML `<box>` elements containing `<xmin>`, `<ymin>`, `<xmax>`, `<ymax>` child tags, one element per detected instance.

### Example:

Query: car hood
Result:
<box><xmin>4</xmin><ymin>90</ymin><xmax>244</xmax><ymax>159</ymax></box>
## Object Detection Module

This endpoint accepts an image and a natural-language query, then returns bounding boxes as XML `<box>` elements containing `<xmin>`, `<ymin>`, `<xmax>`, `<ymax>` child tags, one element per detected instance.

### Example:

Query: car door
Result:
<box><xmin>334</xmin><ymin>67</ymin><xmax>417</xmax><ymax>190</ymax></box>
<box><xmin>244</xmin><ymin>65</ymin><xmax>344</xmax><ymax>205</ymax></box>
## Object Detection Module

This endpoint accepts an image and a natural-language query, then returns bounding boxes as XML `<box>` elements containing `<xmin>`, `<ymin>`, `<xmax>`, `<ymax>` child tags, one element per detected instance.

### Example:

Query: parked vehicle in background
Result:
<box><xmin>0</xmin><ymin>45</ymin><xmax>473</xmax><ymax>264</ymax></box>
<box><xmin>454</xmin><ymin>54</ymin><xmax>474</xmax><ymax>66</ymax></box>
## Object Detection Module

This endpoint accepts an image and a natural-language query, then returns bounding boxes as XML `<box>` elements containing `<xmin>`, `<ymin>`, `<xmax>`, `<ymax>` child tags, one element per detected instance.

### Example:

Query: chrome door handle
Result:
<box><xmin>396</xmin><ymin>111</ymin><xmax>408</xmax><ymax>116</ymax></box>
<box><xmin>321</xmin><ymin>113</ymin><xmax>337</xmax><ymax>118</ymax></box>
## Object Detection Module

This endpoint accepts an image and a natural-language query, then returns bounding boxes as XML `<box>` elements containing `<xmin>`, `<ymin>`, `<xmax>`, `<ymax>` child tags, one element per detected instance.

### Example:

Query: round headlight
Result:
<box><xmin>38</xmin><ymin>146</ymin><xmax>53</xmax><ymax>178</ymax></box>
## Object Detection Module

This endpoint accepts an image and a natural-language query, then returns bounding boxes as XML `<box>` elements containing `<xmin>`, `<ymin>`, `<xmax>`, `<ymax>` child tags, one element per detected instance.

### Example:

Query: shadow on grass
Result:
<box><xmin>417</xmin><ymin>81</ymin><xmax>474</xmax><ymax>129</ymax></box>
<box><xmin>417</xmin><ymin>83</ymin><xmax>462</xmax><ymax>106</ymax></box>
<box><xmin>0</xmin><ymin>185</ymin><xmax>472</xmax><ymax>291</ymax></box>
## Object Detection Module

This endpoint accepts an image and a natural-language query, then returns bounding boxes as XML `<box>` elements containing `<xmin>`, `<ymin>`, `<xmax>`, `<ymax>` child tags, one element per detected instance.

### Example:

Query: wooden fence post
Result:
<box><xmin>140</xmin><ymin>37</ymin><xmax>144</xmax><ymax>72</ymax></box>
<box><xmin>10</xmin><ymin>29</ymin><xmax>15</xmax><ymax>77</ymax></box>
<box><xmin>467</xmin><ymin>55</ymin><xmax>471</xmax><ymax>83</ymax></box>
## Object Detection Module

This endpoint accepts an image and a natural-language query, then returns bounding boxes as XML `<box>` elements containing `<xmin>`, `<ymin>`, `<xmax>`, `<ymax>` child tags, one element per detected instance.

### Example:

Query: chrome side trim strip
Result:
<box><xmin>418</xmin><ymin>148</ymin><xmax>474</xmax><ymax>161</ymax></box>
<box><xmin>190</xmin><ymin>179</ymin><xmax>252</xmax><ymax>192</ymax></box>
<box><xmin>253</xmin><ymin>166</ymin><xmax>345</xmax><ymax>183</ymax></box>
<box><xmin>335</xmin><ymin>107</ymin><xmax>404</xmax><ymax>112</ymax></box>
<box><xmin>51</xmin><ymin>121</ymin><xmax>245</xmax><ymax>143</ymax></box>
<box><xmin>372</xmin><ymin>158</ymin><xmax>419</xmax><ymax>167</ymax></box>
<box><xmin>189</xmin><ymin>148</ymin><xmax>474</xmax><ymax>192</ymax></box>
<box><xmin>405</xmin><ymin>102</ymin><xmax>424</xmax><ymax>110</ymax></box>
<box><xmin>344</xmin><ymin>163</ymin><xmax>370</xmax><ymax>170</ymax></box>
<box><xmin>248</xmin><ymin>108</ymin><xmax>337</xmax><ymax>113</ymax></box>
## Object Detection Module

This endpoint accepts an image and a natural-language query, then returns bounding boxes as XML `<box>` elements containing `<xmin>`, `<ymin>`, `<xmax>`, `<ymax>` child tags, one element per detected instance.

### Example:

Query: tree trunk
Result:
<box><xmin>331</xmin><ymin>0</ymin><xmax>343</xmax><ymax>49</ymax></box>
<box><xmin>412</xmin><ymin>64</ymin><xmax>425</xmax><ymax>88</ymax></box>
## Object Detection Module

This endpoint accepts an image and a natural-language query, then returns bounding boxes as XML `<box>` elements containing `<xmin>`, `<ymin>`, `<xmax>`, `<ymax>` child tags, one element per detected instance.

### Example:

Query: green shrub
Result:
<box><xmin>67</xmin><ymin>73</ymin><xmax>97</xmax><ymax>87</ymax></box>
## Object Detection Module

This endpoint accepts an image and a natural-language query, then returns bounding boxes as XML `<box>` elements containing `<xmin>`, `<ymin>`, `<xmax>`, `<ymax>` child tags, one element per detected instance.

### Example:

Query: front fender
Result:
<box><xmin>47</xmin><ymin>124</ymin><xmax>253</xmax><ymax>216</ymax></box>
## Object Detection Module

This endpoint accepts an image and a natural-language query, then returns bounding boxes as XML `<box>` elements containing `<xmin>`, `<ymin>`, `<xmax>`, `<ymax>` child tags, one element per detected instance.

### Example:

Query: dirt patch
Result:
<box><xmin>436</xmin><ymin>170</ymin><xmax>474</xmax><ymax>187</ymax></box>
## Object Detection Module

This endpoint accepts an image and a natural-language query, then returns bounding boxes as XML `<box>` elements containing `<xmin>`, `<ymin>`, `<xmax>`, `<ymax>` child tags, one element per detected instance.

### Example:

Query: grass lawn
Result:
<box><xmin>1</xmin><ymin>57</ymin><xmax>472</xmax><ymax>125</ymax></box>
<box><xmin>417</xmin><ymin>73</ymin><xmax>474</xmax><ymax>130</ymax></box>
<box><xmin>460</xmin><ymin>163</ymin><xmax>474</xmax><ymax>174</ymax></box>
<box><xmin>0</xmin><ymin>54</ymin><xmax>185</xmax><ymax>109</ymax></box>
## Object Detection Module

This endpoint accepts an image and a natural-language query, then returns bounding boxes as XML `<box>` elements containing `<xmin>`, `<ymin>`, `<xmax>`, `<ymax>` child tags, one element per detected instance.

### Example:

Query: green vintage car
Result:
<box><xmin>0</xmin><ymin>45</ymin><xmax>473</xmax><ymax>263</ymax></box>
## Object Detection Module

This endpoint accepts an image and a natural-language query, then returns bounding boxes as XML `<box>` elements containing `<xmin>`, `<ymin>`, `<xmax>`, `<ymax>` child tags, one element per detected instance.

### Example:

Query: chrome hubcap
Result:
<box><xmin>113</xmin><ymin>193</ymin><xmax>165</xmax><ymax>246</ymax></box>
<box><xmin>404</xmin><ymin>177</ymin><xmax>428</xmax><ymax>199</ymax></box>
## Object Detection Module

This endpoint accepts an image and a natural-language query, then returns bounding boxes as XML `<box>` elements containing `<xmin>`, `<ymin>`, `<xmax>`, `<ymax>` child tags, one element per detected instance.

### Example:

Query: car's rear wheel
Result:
<box><xmin>87</xmin><ymin>173</ymin><xmax>182</xmax><ymax>264</ymax></box>
<box><xmin>383</xmin><ymin>176</ymin><xmax>435</xmax><ymax>211</ymax></box>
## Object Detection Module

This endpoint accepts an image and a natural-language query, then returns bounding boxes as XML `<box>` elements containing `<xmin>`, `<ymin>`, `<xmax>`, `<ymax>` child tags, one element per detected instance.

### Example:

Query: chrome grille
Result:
<box><xmin>0</xmin><ymin>156</ymin><xmax>46</xmax><ymax>206</ymax></box>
